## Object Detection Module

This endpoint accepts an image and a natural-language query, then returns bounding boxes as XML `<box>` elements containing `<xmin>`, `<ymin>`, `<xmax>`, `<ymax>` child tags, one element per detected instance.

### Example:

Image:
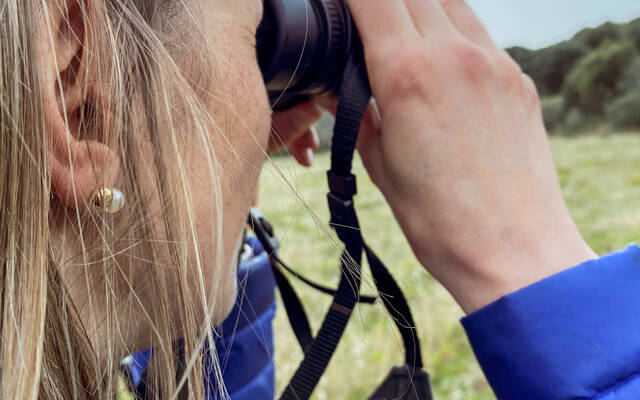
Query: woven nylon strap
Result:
<box><xmin>278</xmin><ymin>47</ymin><xmax>370</xmax><ymax>400</ymax></box>
<box><xmin>278</xmin><ymin>44</ymin><xmax>427</xmax><ymax>399</ymax></box>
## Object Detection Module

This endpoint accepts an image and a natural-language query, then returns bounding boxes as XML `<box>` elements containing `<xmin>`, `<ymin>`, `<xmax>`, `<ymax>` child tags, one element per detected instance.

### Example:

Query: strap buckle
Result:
<box><xmin>327</xmin><ymin>171</ymin><xmax>357</xmax><ymax>198</ymax></box>
<box><xmin>327</xmin><ymin>193</ymin><xmax>360</xmax><ymax>243</ymax></box>
<box><xmin>247</xmin><ymin>208</ymin><xmax>280</xmax><ymax>254</ymax></box>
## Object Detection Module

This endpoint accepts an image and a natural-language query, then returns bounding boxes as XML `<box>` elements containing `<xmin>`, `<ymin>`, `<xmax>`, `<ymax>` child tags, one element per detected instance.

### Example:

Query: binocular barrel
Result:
<box><xmin>256</xmin><ymin>0</ymin><xmax>359</xmax><ymax>109</ymax></box>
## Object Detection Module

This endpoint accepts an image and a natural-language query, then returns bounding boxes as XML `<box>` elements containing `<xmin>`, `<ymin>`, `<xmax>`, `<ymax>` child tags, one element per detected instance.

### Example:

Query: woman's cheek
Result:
<box><xmin>244</xmin><ymin>56</ymin><xmax>272</xmax><ymax>153</ymax></box>
<box><xmin>220</xmin><ymin>42</ymin><xmax>271</xmax><ymax>156</ymax></box>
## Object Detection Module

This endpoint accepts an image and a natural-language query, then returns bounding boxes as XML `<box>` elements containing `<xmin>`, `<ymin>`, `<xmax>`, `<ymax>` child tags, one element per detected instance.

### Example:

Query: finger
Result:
<box><xmin>268</xmin><ymin>101</ymin><xmax>322</xmax><ymax>153</ymax></box>
<box><xmin>438</xmin><ymin>0</ymin><xmax>495</xmax><ymax>49</ymax></box>
<box><xmin>290</xmin><ymin>127</ymin><xmax>320</xmax><ymax>153</ymax></box>
<box><xmin>289</xmin><ymin>128</ymin><xmax>320</xmax><ymax>167</ymax></box>
<box><xmin>355</xmin><ymin>103</ymin><xmax>383</xmax><ymax>176</ymax></box>
<box><xmin>404</xmin><ymin>0</ymin><xmax>457</xmax><ymax>37</ymax></box>
<box><xmin>346</xmin><ymin>0</ymin><xmax>419</xmax><ymax>50</ymax></box>
<box><xmin>314</xmin><ymin>93</ymin><xmax>338</xmax><ymax>115</ymax></box>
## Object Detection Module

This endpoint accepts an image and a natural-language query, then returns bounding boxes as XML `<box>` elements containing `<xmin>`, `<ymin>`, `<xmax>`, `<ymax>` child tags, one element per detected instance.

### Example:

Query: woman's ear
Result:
<box><xmin>38</xmin><ymin>0</ymin><xmax>119</xmax><ymax>210</ymax></box>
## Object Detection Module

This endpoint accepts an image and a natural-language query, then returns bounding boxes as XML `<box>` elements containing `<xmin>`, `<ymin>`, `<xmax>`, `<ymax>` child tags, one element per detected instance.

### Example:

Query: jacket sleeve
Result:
<box><xmin>461</xmin><ymin>245</ymin><xmax>640</xmax><ymax>400</ymax></box>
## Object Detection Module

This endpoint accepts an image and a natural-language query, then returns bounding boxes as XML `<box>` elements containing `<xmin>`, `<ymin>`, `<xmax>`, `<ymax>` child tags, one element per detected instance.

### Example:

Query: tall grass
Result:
<box><xmin>259</xmin><ymin>132</ymin><xmax>640</xmax><ymax>399</ymax></box>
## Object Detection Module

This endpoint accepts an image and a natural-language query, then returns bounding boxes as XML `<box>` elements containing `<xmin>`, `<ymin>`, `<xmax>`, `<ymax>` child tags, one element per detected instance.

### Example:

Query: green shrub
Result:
<box><xmin>509</xmin><ymin>42</ymin><xmax>588</xmax><ymax>95</ymax></box>
<box><xmin>564</xmin><ymin>40</ymin><xmax>636</xmax><ymax>113</ymax></box>
<box><xmin>559</xmin><ymin>107</ymin><xmax>604</xmax><ymax>134</ymax></box>
<box><xmin>541</xmin><ymin>96</ymin><xmax>565</xmax><ymax>132</ymax></box>
<box><xmin>534</xmin><ymin>42</ymin><xmax>588</xmax><ymax>95</ymax></box>
<box><xmin>623</xmin><ymin>18</ymin><xmax>640</xmax><ymax>49</ymax></box>
<box><xmin>606</xmin><ymin>91</ymin><xmax>640</xmax><ymax>129</ymax></box>
<box><xmin>539</xmin><ymin>42</ymin><xmax>589</xmax><ymax>94</ymax></box>
<box><xmin>573</xmin><ymin>22</ymin><xmax>622</xmax><ymax>49</ymax></box>
<box><xmin>564</xmin><ymin>107</ymin><xmax>589</xmax><ymax>131</ymax></box>
<box><xmin>617</xmin><ymin>56</ymin><xmax>640</xmax><ymax>93</ymax></box>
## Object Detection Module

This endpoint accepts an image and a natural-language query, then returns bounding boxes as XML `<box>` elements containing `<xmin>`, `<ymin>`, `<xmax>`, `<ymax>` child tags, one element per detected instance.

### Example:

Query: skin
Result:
<box><xmin>41</xmin><ymin>0</ymin><xmax>595</xmax><ymax>353</ymax></box>
<box><xmin>342</xmin><ymin>0</ymin><xmax>596</xmax><ymax>312</ymax></box>
<box><xmin>40</xmin><ymin>0</ymin><xmax>319</xmax><ymax>352</ymax></box>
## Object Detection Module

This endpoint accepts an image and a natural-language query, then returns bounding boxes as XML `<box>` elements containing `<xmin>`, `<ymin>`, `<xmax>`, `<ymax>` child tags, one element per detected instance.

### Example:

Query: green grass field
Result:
<box><xmin>258</xmin><ymin>133</ymin><xmax>640</xmax><ymax>399</ymax></box>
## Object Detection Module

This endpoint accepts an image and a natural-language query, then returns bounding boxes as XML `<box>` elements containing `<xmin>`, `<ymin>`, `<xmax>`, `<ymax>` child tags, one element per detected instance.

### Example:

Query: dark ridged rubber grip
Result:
<box><xmin>323</xmin><ymin>0</ymin><xmax>350</xmax><ymax>90</ymax></box>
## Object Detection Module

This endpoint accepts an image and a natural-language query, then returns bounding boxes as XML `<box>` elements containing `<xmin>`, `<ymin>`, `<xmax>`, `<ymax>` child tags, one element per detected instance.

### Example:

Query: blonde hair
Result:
<box><xmin>1</xmin><ymin>0</ymin><xmax>229</xmax><ymax>398</ymax></box>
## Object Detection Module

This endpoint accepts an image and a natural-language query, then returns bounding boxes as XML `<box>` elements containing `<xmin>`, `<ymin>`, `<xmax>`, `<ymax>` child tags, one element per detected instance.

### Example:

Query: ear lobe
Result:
<box><xmin>49</xmin><ymin>140</ymin><xmax>120</xmax><ymax>210</ymax></box>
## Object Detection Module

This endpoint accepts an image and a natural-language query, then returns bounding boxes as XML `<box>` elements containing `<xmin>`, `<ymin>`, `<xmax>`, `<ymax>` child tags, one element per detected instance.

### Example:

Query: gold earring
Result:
<box><xmin>91</xmin><ymin>187</ymin><xmax>125</xmax><ymax>214</ymax></box>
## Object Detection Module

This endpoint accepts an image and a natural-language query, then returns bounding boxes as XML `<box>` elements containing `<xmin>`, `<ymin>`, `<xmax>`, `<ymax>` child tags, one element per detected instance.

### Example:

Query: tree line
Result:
<box><xmin>507</xmin><ymin>18</ymin><xmax>640</xmax><ymax>133</ymax></box>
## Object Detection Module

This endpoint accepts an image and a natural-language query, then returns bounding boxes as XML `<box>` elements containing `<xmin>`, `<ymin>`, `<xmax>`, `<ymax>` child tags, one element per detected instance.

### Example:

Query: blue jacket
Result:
<box><xmin>463</xmin><ymin>244</ymin><xmax>640</xmax><ymax>399</ymax></box>
<box><xmin>212</xmin><ymin>237</ymin><xmax>276</xmax><ymax>399</ymax></box>
<box><xmin>127</xmin><ymin>237</ymin><xmax>277</xmax><ymax>399</ymax></box>
<box><xmin>209</xmin><ymin>243</ymin><xmax>640</xmax><ymax>399</ymax></box>
<box><xmin>130</xmin><ymin>242</ymin><xmax>640</xmax><ymax>400</ymax></box>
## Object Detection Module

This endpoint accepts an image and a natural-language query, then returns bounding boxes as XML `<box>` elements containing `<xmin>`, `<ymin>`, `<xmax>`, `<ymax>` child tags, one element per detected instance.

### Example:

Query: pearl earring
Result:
<box><xmin>91</xmin><ymin>187</ymin><xmax>125</xmax><ymax>214</ymax></box>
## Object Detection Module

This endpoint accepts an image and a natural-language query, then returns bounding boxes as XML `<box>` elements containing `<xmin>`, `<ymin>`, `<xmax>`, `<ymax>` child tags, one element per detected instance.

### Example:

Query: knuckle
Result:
<box><xmin>448</xmin><ymin>41</ymin><xmax>493</xmax><ymax>82</ymax></box>
<box><xmin>500</xmin><ymin>50</ymin><xmax>523</xmax><ymax>74</ymax></box>
<box><xmin>383</xmin><ymin>46</ymin><xmax>436</xmax><ymax>100</ymax></box>
<box><xmin>521</xmin><ymin>73</ymin><xmax>541</xmax><ymax>108</ymax></box>
<box><xmin>494</xmin><ymin>52</ymin><xmax>524</xmax><ymax>86</ymax></box>
<box><xmin>497</xmin><ymin>63</ymin><xmax>522</xmax><ymax>90</ymax></box>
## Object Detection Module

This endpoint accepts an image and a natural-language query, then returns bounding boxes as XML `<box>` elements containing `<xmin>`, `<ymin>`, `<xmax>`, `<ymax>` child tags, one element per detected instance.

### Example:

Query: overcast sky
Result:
<box><xmin>467</xmin><ymin>0</ymin><xmax>640</xmax><ymax>49</ymax></box>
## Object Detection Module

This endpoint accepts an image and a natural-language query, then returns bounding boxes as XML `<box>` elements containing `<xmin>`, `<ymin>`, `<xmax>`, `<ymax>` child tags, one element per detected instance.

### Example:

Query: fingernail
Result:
<box><xmin>310</xmin><ymin>127</ymin><xmax>320</xmax><ymax>149</ymax></box>
<box><xmin>304</xmin><ymin>148</ymin><xmax>314</xmax><ymax>166</ymax></box>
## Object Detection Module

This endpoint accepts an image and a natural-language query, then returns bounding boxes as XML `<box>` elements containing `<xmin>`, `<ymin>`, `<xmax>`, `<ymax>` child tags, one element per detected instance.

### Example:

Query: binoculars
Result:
<box><xmin>256</xmin><ymin>4</ymin><xmax>433</xmax><ymax>400</ymax></box>
<box><xmin>256</xmin><ymin>0</ymin><xmax>359</xmax><ymax>109</ymax></box>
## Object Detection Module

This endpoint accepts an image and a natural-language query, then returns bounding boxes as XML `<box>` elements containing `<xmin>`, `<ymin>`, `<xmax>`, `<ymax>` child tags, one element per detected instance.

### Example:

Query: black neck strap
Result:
<box><xmin>281</xmin><ymin>48</ymin><xmax>430</xmax><ymax>400</ymax></box>
<box><xmin>252</xmin><ymin>45</ymin><xmax>433</xmax><ymax>400</ymax></box>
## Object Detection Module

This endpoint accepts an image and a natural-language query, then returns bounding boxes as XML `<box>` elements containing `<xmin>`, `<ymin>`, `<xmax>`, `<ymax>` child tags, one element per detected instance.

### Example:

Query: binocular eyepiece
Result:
<box><xmin>256</xmin><ymin>0</ymin><xmax>360</xmax><ymax>109</ymax></box>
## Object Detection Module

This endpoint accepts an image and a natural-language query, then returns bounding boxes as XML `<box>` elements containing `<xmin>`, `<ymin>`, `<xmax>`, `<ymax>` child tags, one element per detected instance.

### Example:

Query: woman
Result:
<box><xmin>3</xmin><ymin>0</ymin><xmax>639</xmax><ymax>399</ymax></box>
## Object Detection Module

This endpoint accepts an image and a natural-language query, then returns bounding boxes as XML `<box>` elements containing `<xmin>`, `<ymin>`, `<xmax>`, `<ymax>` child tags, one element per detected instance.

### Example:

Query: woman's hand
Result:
<box><xmin>268</xmin><ymin>100</ymin><xmax>322</xmax><ymax>166</ymax></box>
<box><xmin>342</xmin><ymin>0</ymin><xmax>596</xmax><ymax>312</ymax></box>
